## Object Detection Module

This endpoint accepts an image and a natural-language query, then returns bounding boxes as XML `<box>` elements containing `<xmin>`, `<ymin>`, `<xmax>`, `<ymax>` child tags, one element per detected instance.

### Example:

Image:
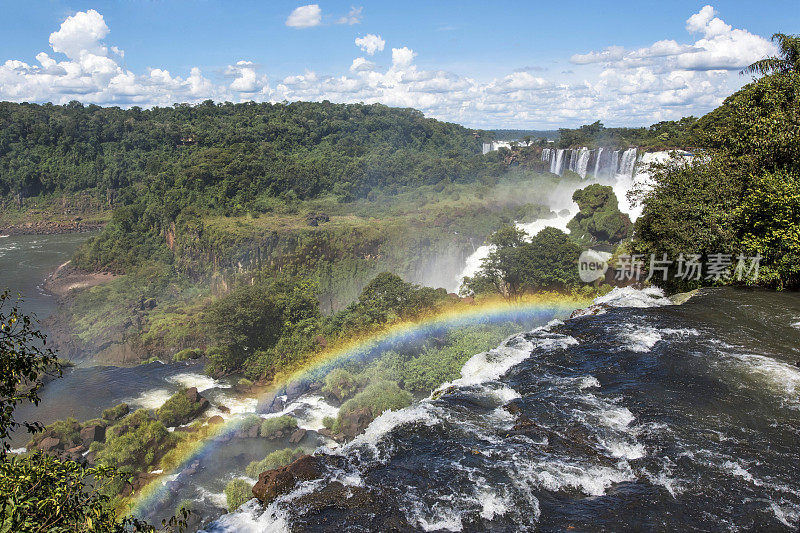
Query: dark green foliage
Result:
<box><xmin>156</xmin><ymin>387</ymin><xmax>206</xmax><ymax>427</ymax></box>
<box><xmin>259</xmin><ymin>415</ymin><xmax>298</xmax><ymax>438</ymax></box>
<box><xmin>206</xmin><ymin>276</ymin><xmax>320</xmax><ymax>377</ymax></box>
<box><xmin>322</xmin><ymin>368</ymin><xmax>367</xmax><ymax>402</ymax></box>
<box><xmin>735</xmin><ymin>171</ymin><xmax>800</xmax><ymax>289</ymax></box>
<box><xmin>0</xmin><ymin>297</ymin><xmax>184</xmax><ymax>531</ymax></box>
<box><xmin>95</xmin><ymin>409</ymin><xmax>175</xmax><ymax>469</ymax></box>
<box><xmin>333</xmin><ymin>380</ymin><xmax>412</xmax><ymax>432</ymax></box>
<box><xmin>324</xmin><ymin>273</ymin><xmax>447</xmax><ymax>336</ymax></box>
<box><xmin>464</xmin><ymin>226</ymin><xmax>583</xmax><ymax>297</ymax></box>
<box><xmin>0</xmin><ymin>100</ymin><xmax>490</xmax><ymax>204</ymax></box>
<box><xmin>101</xmin><ymin>402</ymin><xmax>130</xmax><ymax>422</ymax></box>
<box><xmin>0</xmin><ymin>291</ymin><xmax>60</xmax><ymax>453</ymax></box>
<box><xmin>224</xmin><ymin>478</ymin><xmax>252</xmax><ymax>511</ymax></box>
<box><xmin>632</xmin><ymin>72</ymin><xmax>800</xmax><ymax>289</ymax></box>
<box><xmin>556</xmin><ymin>118</ymin><xmax>698</xmax><ymax>150</ymax></box>
<box><xmin>245</xmin><ymin>447</ymin><xmax>305</xmax><ymax>478</ymax></box>
<box><xmin>567</xmin><ymin>184</ymin><xmax>632</xmax><ymax>244</ymax></box>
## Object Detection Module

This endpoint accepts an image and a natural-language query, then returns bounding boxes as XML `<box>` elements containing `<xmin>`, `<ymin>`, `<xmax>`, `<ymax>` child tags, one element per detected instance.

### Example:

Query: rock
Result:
<box><xmin>286</xmin><ymin>380</ymin><xmax>309</xmax><ymax>398</ymax></box>
<box><xmin>38</xmin><ymin>436</ymin><xmax>62</xmax><ymax>453</ymax></box>
<box><xmin>247</xmin><ymin>424</ymin><xmax>259</xmax><ymax>438</ymax></box>
<box><xmin>288</xmin><ymin>428</ymin><xmax>307</xmax><ymax>444</ymax></box>
<box><xmin>80</xmin><ymin>424</ymin><xmax>106</xmax><ymax>445</ymax></box>
<box><xmin>208</xmin><ymin>415</ymin><xmax>225</xmax><ymax>425</ymax></box>
<box><xmin>142</xmin><ymin>298</ymin><xmax>157</xmax><ymax>310</ymax></box>
<box><xmin>252</xmin><ymin>455</ymin><xmax>325</xmax><ymax>504</ymax></box>
<box><xmin>292</xmin><ymin>481</ymin><xmax>412</xmax><ymax>530</ymax></box>
<box><xmin>217</xmin><ymin>404</ymin><xmax>231</xmax><ymax>414</ymax></box>
<box><xmin>185</xmin><ymin>387</ymin><xmax>202</xmax><ymax>403</ymax></box>
<box><xmin>84</xmin><ymin>451</ymin><xmax>97</xmax><ymax>464</ymax></box>
<box><xmin>305</xmin><ymin>212</ymin><xmax>330</xmax><ymax>227</ymax></box>
<box><xmin>337</xmin><ymin>407</ymin><xmax>373</xmax><ymax>439</ymax></box>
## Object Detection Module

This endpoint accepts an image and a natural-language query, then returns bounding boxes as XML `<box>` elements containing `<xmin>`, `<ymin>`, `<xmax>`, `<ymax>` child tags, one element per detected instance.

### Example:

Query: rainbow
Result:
<box><xmin>130</xmin><ymin>294</ymin><xmax>587</xmax><ymax>517</ymax></box>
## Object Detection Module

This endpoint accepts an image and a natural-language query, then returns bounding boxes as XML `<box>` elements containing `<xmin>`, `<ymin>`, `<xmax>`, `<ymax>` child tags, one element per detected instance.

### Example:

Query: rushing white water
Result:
<box><xmin>593</xmin><ymin>147</ymin><xmax>603</xmax><ymax>179</ymax></box>
<box><xmin>576</xmin><ymin>148</ymin><xmax>591</xmax><ymax>178</ymax></box>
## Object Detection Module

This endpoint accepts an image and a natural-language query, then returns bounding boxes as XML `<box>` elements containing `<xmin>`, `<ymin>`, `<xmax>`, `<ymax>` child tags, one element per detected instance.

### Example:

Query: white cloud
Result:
<box><xmin>391</xmin><ymin>47</ymin><xmax>416</xmax><ymax>68</ymax></box>
<box><xmin>337</xmin><ymin>6</ymin><xmax>363</xmax><ymax>25</ymax></box>
<box><xmin>571</xmin><ymin>46</ymin><xmax>625</xmax><ymax>65</ymax></box>
<box><xmin>355</xmin><ymin>34</ymin><xmax>385</xmax><ymax>56</ymax></box>
<box><xmin>286</xmin><ymin>5</ymin><xmax>322</xmax><ymax>29</ymax></box>
<box><xmin>571</xmin><ymin>5</ymin><xmax>774</xmax><ymax>72</ymax></box>
<box><xmin>49</xmin><ymin>9</ymin><xmax>109</xmax><ymax>59</ymax></box>
<box><xmin>0</xmin><ymin>6</ymin><xmax>777</xmax><ymax>128</ymax></box>
<box><xmin>350</xmin><ymin>57</ymin><xmax>374</xmax><ymax>72</ymax></box>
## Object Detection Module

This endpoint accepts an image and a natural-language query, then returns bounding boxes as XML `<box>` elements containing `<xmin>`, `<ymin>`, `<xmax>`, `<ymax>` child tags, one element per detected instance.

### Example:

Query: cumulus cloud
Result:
<box><xmin>355</xmin><ymin>34</ymin><xmax>385</xmax><ymax>56</ymax></box>
<box><xmin>286</xmin><ymin>4</ymin><xmax>322</xmax><ymax>29</ymax></box>
<box><xmin>0</xmin><ymin>6</ymin><xmax>777</xmax><ymax>128</ymax></box>
<box><xmin>571</xmin><ymin>5</ymin><xmax>774</xmax><ymax>71</ymax></box>
<box><xmin>350</xmin><ymin>57</ymin><xmax>374</xmax><ymax>72</ymax></box>
<box><xmin>337</xmin><ymin>6</ymin><xmax>363</xmax><ymax>25</ymax></box>
<box><xmin>391</xmin><ymin>47</ymin><xmax>416</xmax><ymax>68</ymax></box>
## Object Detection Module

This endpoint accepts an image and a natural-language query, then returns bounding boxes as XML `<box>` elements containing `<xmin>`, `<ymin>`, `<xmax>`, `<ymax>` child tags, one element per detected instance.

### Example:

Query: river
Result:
<box><xmin>210</xmin><ymin>287</ymin><xmax>800</xmax><ymax>532</ymax></box>
<box><xmin>5</xmin><ymin>234</ymin><xmax>800</xmax><ymax>531</ymax></box>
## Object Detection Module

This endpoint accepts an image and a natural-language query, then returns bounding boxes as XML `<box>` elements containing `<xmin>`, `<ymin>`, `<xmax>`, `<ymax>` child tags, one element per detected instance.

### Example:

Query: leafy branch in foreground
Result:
<box><xmin>0</xmin><ymin>290</ymin><xmax>60</xmax><ymax>453</ymax></box>
<box><xmin>740</xmin><ymin>33</ymin><xmax>800</xmax><ymax>76</ymax></box>
<box><xmin>0</xmin><ymin>289</ymin><xmax>188</xmax><ymax>531</ymax></box>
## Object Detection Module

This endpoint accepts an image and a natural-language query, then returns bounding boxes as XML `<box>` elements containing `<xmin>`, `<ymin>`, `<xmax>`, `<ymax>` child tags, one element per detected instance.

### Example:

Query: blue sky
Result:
<box><xmin>0</xmin><ymin>1</ymin><xmax>796</xmax><ymax>128</ymax></box>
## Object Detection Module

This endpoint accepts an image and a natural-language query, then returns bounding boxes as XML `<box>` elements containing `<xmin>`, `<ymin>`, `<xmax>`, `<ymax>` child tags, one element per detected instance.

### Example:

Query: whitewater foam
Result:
<box><xmin>168</xmin><ymin>372</ymin><xmax>228</xmax><ymax>392</ymax></box>
<box><xmin>594</xmin><ymin>286</ymin><xmax>673</xmax><ymax>308</ymax></box>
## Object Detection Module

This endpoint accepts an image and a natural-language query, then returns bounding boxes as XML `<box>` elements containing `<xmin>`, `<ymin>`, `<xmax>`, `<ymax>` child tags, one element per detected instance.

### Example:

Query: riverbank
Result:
<box><xmin>0</xmin><ymin>220</ymin><xmax>105</xmax><ymax>236</ymax></box>
<box><xmin>43</xmin><ymin>260</ymin><xmax>117</xmax><ymax>297</ymax></box>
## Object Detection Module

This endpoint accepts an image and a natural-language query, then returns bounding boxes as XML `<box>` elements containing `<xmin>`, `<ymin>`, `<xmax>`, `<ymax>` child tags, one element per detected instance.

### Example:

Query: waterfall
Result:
<box><xmin>553</xmin><ymin>149</ymin><xmax>565</xmax><ymax>175</ymax></box>
<box><xmin>541</xmin><ymin>148</ymin><xmax>551</xmax><ymax>162</ymax></box>
<box><xmin>593</xmin><ymin>148</ymin><xmax>603</xmax><ymax>178</ymax></box>
<box><xmin>576</xmin><ymin>148</ymin><xmax>591</xmax><ymax>178</ymax></box>
<box><xmin>610</xmin><ymin>150</ymin><xmax>620</xmax><ymax>176</ymax></box>
<box><xmin>618</xmin><ymin>148</ymin><xmax>638</xmax><ymax>177</ymax></box>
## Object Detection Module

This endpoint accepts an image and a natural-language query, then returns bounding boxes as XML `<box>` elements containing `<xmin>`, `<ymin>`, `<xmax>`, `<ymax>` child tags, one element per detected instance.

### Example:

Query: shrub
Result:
<box><xmin>244</xmin><ymin>447</ymin><xmax>304</xmax><ymax>478</ymax></box>
<box><xmin>27</xmin><ymin>417</ymin><xmax>82</xmax><ymax>449</ymax></box>
<box><xmin>173</xmin><ymin>348</ymin><xmax>203</xmax><ymax>362</ymax></box>
<box><xmin>321</xmin><ymin>368</ymin><xmax>366</xmax><ymax>402</ymax></box>
<box><xmin>333</xmin><ymin>380</ymin><xmax>411</xmax><ymax>432</ymax></box>
<box><xmin>101</xmin><ymin>403</ymin><xmax>130</xmax><ymax>422</ymax></box>
<box><xmin>225</xmin><ymin>478</ymin><xmax>253</xmax><ymax>511</ymax></box>
<box><xmin>259</xmin><ymin>416</ymin><xmax>298</xmax><ymax>438</ymax></box>
<box><xmin>95</xmin><ymin>409</ymin><xmax>175</xmax><ymax>469</ymax></box>
<box><xmin>156</xmin><ymin>387</ymin><xmax>206</xmax><ymax>427</ymax></box>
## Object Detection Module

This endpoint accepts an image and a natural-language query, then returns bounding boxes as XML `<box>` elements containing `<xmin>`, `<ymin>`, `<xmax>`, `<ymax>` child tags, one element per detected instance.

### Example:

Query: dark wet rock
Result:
<box><xmin>80</xmin><ymin>424</ymin><xmax>105</xmax><ymax>445</ymax></box>
<box><xmin>38</xmin><ymin>436</ymin><xmax>62</xmax><ymax>453</ymax></box>
<box><xmin>208</xmin><ymin>415</ymin><xmax>225</xmax><ymax>425</ymax></box>
<box><xmin>289</xmin><ymin>428</ymin><xmax>307</xmax><ymax>444</ymax></box>
<box><xmin>570</xmin><ymin>303</ymin><xmax>609</xmax><ymax>318</ymax></box>
<box><xmin>306</xmin><ymin>212</ymin><xmax>330</xmax><ymax>226</ymax></box>
<box><xmin>216</xmin><ymin>404</ymin><xmax>231</xmax><ymax>414</ymax></box>
<box><xmin>261</xmin><ymin>391</ymin><xmax>286</xmax><ymax>414</ymax></box>
<box><xmin>503</xmin><ymin>401</ymin><xmax>523</xmax><ymax>416</ymax></box>
<box><xmin>84</xmin><ymin>451</ymin><xmax>97</xmax><ymax>464</ymax></box>
<box><xmin>292</xmin><ymin>482</ymin><xmax>413</xmax><ymax>531</ymax></box>
<box><xmin>252</xmin><ymin>454</ymin><xmax>325</xmax><ymax>504</ymax></box>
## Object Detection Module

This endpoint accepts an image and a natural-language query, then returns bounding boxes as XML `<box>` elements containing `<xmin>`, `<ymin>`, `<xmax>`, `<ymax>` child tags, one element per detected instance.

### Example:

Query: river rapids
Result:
<box><xmin>207</xmin><ymin>287</ymin><xmax>800</xmax><ymax>532</ymax></box>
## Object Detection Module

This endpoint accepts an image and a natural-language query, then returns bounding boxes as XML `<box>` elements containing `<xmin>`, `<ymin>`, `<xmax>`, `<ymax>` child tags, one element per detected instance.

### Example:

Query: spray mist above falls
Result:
<box><xmin>454</xmin><ymin>146</ymin><xmax>671</xmax><ymax>291</ymax></box>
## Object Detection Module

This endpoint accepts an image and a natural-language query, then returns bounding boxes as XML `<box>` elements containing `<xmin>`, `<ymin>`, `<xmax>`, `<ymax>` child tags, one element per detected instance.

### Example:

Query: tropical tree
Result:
<box><xmin>741</xmin><ymin>33</ymin><xmax>800</xmax><ymax>76</ymax></box>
